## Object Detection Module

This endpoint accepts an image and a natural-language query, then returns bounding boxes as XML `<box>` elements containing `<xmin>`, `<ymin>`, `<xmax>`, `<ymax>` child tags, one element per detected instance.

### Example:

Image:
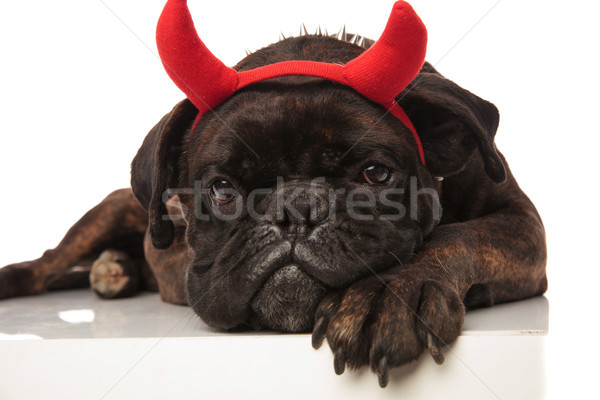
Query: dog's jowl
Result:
<box><xmin>0</xmin><ymin>0</ymin><xmax>546</xmax><ymax>387</ymax></box>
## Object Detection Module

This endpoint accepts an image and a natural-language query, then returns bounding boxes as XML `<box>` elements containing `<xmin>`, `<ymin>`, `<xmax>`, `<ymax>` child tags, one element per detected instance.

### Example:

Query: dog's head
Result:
<box><xmin>131</xmin><ymin>4</ymin><xmax>506</xmax><ymax>332</ymax></box>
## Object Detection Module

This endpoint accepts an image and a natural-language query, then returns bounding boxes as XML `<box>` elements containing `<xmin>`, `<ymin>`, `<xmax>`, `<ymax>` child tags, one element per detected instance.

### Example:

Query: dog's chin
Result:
<box><xmin>250</xmin><ymin>265</ymin><xmax>327</xmax><ymax>333</ymax></box>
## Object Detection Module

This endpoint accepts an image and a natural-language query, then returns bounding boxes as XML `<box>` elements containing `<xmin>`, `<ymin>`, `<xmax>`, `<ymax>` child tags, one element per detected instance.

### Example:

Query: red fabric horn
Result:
<box><xmin>156</xmin><ymin>0</ymin><xmax>237</xmax><ymax>115</ymax></box>
<box><xmin>156</xmin><ymin>0</ymin><xmax>428</xmax><ymax>164</ymax></box>
<box><xmin>343</xmin><ymin>1</ymin><xmax>427</xmax><ymax>107</ymax></box>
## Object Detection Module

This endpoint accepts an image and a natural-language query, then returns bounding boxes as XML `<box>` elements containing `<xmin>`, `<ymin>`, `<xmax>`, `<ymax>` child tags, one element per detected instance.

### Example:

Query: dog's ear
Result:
<box><xmin>397</xmin><ymin>63</ymin><xmax>506</xmax><ymax>183</ymax></box>
<box><xmin>131</xmin><ymin>99</ymin><xmax>197</xmax><ymax>249</ymax></box>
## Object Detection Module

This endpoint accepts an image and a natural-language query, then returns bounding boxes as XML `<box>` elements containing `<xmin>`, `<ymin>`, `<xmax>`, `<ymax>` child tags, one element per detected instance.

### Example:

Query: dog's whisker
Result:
<box><xmin>182</xmin><ymin>308</ymin><xmax>197</xmax><ymax>331</ymax></box>
<box><xmin>383</xmin><ymin>248</ymin><xmax>405</xmax><ymax>267</ymax></box>
<box><xmin>433</xmin><ymin>251</ymin><xmax>451</xmax><ymax>275</ymax></box>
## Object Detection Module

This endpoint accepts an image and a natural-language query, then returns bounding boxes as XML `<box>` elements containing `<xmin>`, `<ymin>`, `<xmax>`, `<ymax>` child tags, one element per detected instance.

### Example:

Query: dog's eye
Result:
<box><xmin>361</xmin><ymin>165</ymin><xmax>391</xmax><ymax>185</ymax></box>
<box><xmin>209</xmin><ymin>180</ymin><xmax>236</xmax><ymax>205</ymax></box>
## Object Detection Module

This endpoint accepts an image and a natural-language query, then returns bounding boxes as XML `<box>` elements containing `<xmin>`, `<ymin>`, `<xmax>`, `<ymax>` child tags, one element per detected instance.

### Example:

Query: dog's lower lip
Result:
<box><xmin>249</xmin><ymin>264</ymin><xmax>327</xmax><ymax>332</ymax></box>
<box><xmin>263</xmin><ymin>264</ymin><xmax>309</xmax><ymax>299</ymax></box>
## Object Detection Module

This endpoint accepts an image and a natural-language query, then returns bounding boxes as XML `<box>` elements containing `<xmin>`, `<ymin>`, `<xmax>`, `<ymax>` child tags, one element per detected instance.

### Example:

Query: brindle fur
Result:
<box><xmin>0</xmin><ymin>35</ymin><xmax>546</xmax><ymax>386</ymax></box>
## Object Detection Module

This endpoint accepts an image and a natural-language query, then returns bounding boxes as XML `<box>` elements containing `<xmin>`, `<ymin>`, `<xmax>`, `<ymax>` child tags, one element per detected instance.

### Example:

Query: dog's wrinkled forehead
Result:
<box><xmin>186</xmin><ymin>79</ymin><xmax>415</xmax><ymax>185</ymax></box>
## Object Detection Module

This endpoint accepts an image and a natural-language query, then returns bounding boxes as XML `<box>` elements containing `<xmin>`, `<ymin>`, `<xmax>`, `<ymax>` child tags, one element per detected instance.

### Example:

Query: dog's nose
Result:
<box><xmin>267</xmin><ymin>183</ymin><xmax>330</xmax><ymax>234</ymax></box>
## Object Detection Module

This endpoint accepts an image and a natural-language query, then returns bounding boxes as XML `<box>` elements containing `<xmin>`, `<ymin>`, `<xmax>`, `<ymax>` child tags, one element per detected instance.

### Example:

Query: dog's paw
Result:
<box><xmin>90</xmin><ymin>250</ymin><xmax>140</xmax><ymax>299</ymax></box>
<box><xmin>312</xmin><ymin>268</ymin><xmax>465</xmax><ymax>387</ymax></box>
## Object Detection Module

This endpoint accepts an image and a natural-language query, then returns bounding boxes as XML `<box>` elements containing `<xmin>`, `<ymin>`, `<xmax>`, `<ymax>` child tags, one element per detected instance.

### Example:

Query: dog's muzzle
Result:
<box><xmin>250</xmin><ymin>264</ymin><xmax>327</xmax><ymax>332</ymax></box>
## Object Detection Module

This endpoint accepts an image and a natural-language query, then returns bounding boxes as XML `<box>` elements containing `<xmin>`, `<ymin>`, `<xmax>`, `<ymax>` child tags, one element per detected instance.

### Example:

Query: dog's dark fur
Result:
<box><xmin>0</xmin><ymin>34</ymin><xmax>547</xmax><ymax>386</ymax></box>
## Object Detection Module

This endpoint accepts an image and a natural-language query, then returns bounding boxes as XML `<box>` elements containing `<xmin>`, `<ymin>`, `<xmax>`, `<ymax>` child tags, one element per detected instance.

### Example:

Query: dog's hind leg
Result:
<box><xmin>0</xmin><ymin>188</ymin><xmax>149</xmax><ymax>299</ymax></box>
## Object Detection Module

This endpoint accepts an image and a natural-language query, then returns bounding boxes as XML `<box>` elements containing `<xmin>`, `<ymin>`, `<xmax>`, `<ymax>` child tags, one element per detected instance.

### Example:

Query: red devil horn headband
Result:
<box><xmin>156</xmin><ymin>0</ymin><xmax>428</xmax><ymax>164</ymax></box>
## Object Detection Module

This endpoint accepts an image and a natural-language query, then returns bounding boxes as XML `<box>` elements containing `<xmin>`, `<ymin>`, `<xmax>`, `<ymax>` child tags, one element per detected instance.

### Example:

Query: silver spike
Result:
<box><xmin>316</xmin><ymin>26</ymin><xmax>322</xmax><ymax>36</ymax></box>
<box><xmin>357</xmin><ymin>35</ymin><xmax>365</xmax><ymax>47</ymax></box>
<box><xmin>245</xmin><ymin>49</ymin><xmax>251</xmax><ymax>56</ymax></box>
<box><xmin>350</xmin><ymin>34</ymin><xmax>359</xmax><ymax>44</ymax></box>
<box><xmin>279</xmin><ymin>32</ymin><xmax>286</xmax><ymax>41</ymax></box>
<box><xmin>337</xmin><ymin>25</ymin><xmax>347</xmax><ymax>41</ymax></box>
<box><xmin>300</xmin><ymin>23</ymin><xmax>309</xmax><ymax>36</ymax></box>
<box><xmin>324</xmin><ymin>28</ymin><xmax>329</xmax><ymax>36</ymax></box>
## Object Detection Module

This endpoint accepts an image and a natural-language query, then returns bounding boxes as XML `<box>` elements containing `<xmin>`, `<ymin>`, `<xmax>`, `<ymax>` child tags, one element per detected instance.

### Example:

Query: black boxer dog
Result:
<box><xmin>0</xmin><ymin>0</ymin><xmax>546</xmax><ymax>388</ymax></box>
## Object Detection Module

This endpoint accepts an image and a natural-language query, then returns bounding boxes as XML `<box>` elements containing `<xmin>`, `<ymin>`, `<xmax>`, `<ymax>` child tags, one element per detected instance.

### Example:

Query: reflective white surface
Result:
<box><xmin>0</xmin><ymin>289</ymin><xmax>548</xmax><ymax>339</ymax></box>
<box><xmin>0</xmin><ymin>290</ymin><xmax>547</xmax><ymax>400</ymax></box>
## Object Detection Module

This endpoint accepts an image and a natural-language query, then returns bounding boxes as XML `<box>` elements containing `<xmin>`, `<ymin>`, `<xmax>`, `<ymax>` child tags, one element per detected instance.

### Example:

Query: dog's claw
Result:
<box><xmin>311</xmin><ymin>317</ymin><xmax>326</xmax><ymax>349</ymax></box>
<box><xmin>427</xmin><ymin>333</ymin><xmax>445</xmax><ymax>365</ymax></box>
<box><xmin>334</xmin><ymin>348</ymin><xmax>346</xmax><ymax>375</ymax></box>
<box><xmin>377</xmin><ymin>356</ymin><xmax>389</xmax><ymax>388</ymax></box>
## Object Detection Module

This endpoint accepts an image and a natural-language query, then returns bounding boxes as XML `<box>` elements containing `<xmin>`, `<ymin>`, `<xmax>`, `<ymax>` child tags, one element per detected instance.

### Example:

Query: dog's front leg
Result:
<box><xmin>312</xmin><ymin>199</ymin><xmax>547</xmax><ymax>387</ymax></box>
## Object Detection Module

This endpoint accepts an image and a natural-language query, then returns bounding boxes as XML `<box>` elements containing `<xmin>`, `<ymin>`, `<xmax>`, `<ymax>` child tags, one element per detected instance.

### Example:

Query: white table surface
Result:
<box><xmin>0</xmin><ymin>289</ymin><xmax>548</xmax><ymax>400</ymax></box>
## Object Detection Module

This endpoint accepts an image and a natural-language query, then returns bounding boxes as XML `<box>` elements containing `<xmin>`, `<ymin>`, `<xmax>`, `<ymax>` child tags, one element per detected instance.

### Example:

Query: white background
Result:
<box><xmin>0</xmin><ymin>0</ymin><xmax>598</xmax><ymax>398</ymax></box>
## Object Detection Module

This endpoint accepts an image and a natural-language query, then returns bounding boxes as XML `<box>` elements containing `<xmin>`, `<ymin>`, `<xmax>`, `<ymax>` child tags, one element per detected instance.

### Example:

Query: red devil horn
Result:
<box><xmin>156</xmin><ymin>0</ymin><xmax>428</xmax><ymax>163</ymax></box>
<box><xmin>156</xmin><ymin>0</ymin><xmax>237</xmax><ymax>114</ymax></box>
<box><xmin>343</xmin><ymin>1</ymin><xmax>427</xmax><ymax>107</ymax></box>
